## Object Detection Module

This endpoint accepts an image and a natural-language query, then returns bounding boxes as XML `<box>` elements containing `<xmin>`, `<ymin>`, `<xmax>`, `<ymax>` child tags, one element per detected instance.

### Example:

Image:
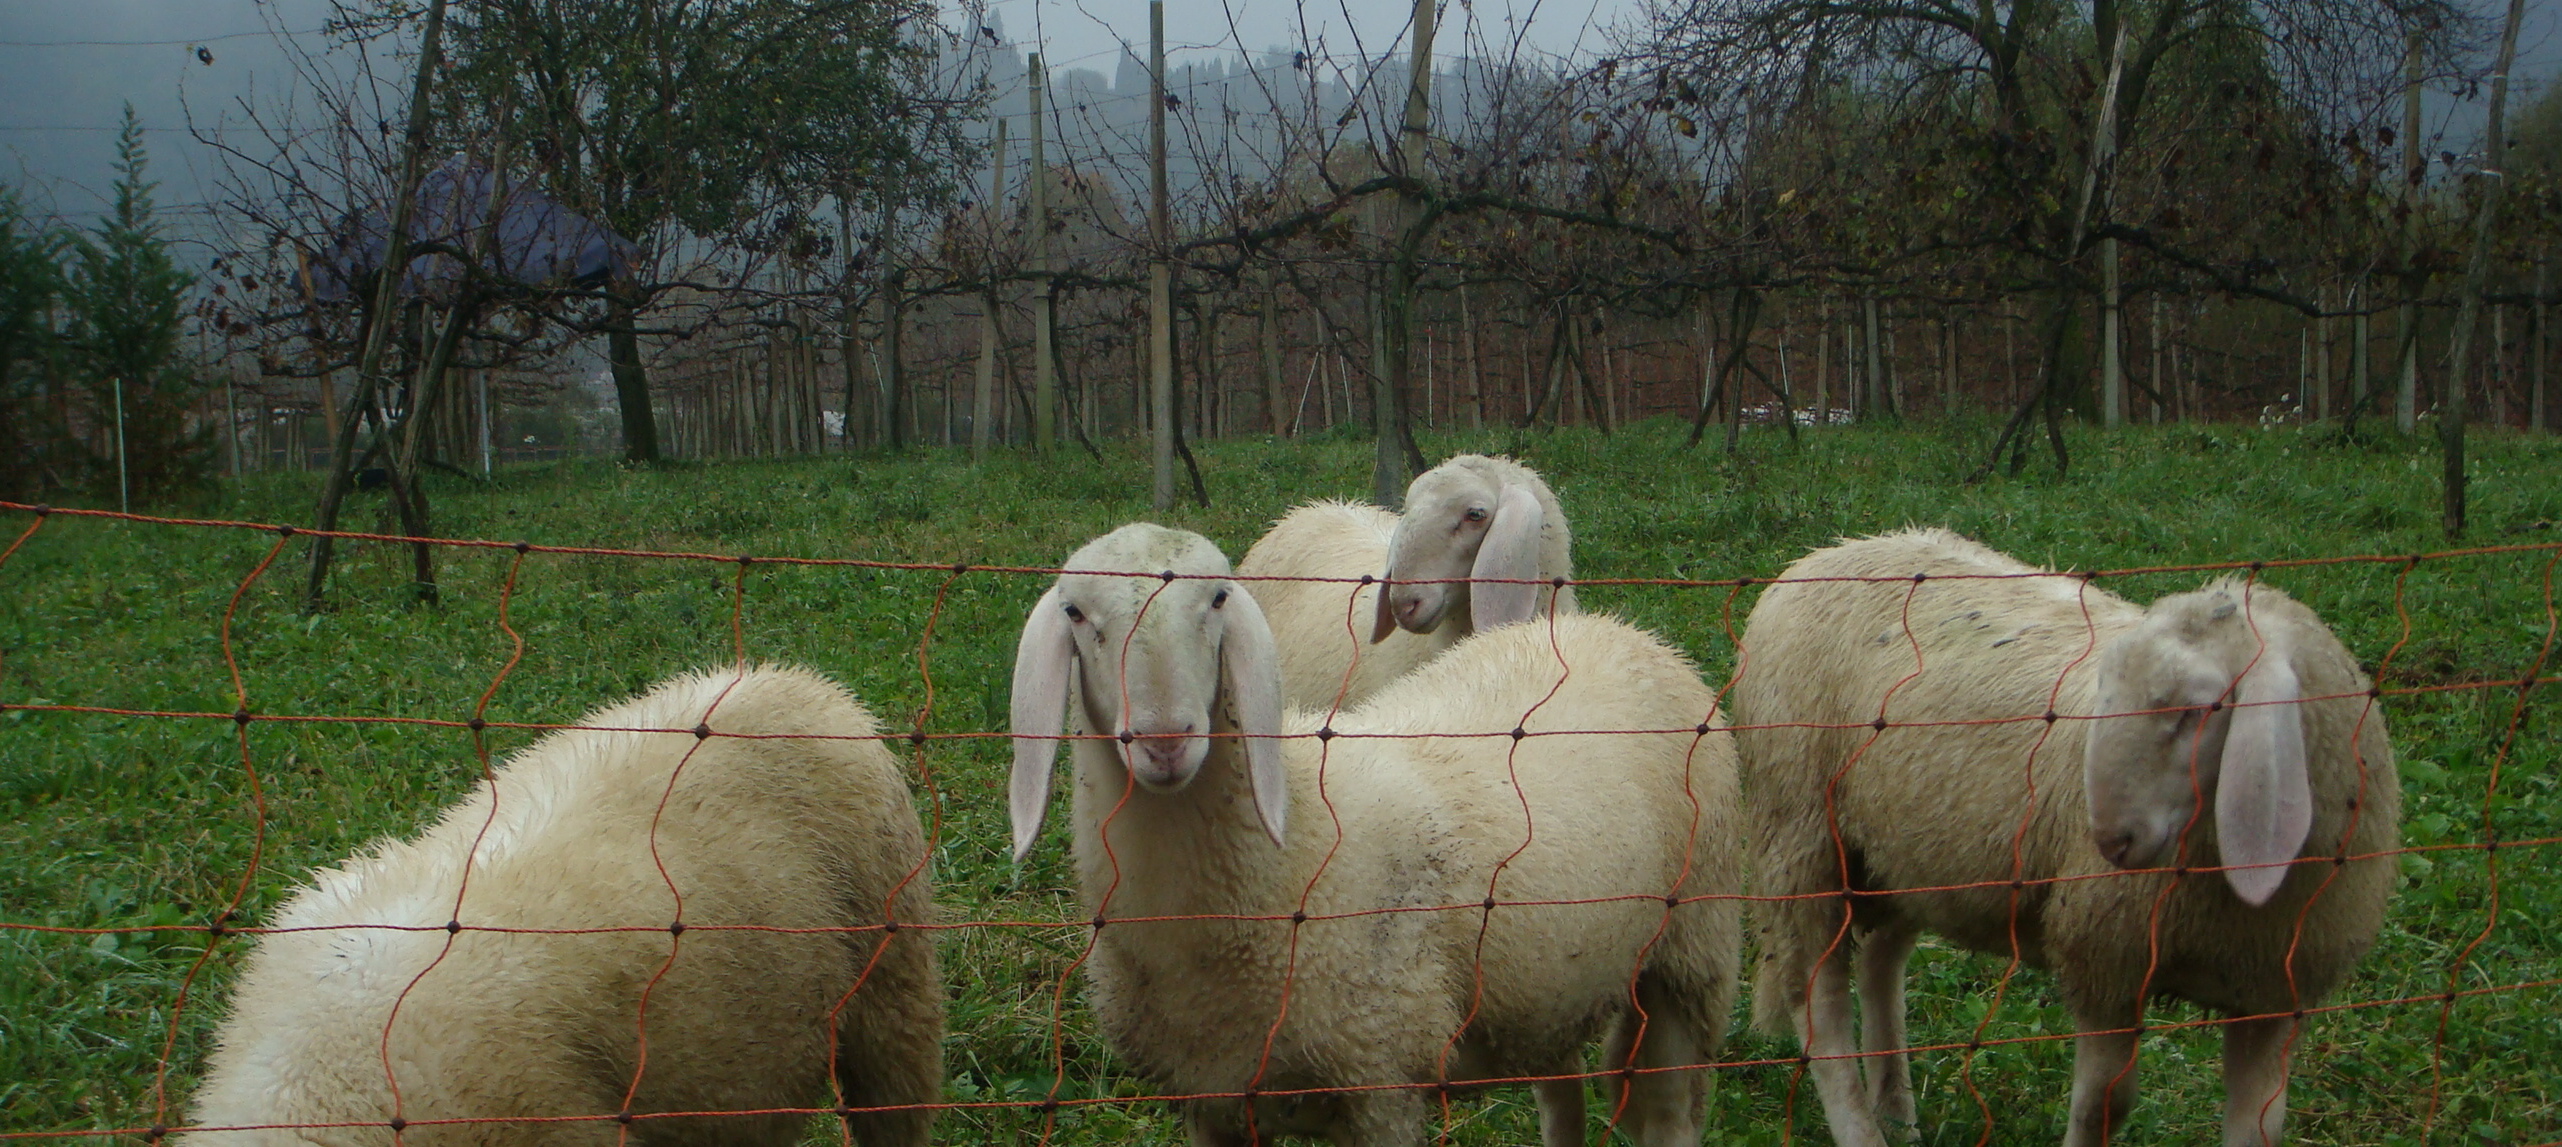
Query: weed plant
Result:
<box><xmin>1</xmin><ymin>419</ymin><xmax>2555</xmax><ymax>1144</ymax></box>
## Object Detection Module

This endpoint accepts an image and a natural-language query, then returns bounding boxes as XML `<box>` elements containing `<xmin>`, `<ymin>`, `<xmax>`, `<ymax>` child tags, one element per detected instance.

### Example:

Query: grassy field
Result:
<box><xmin>2</xmin><ymin>417</ymin><xmax>2557</xmax><ymax>1145</ymax></box>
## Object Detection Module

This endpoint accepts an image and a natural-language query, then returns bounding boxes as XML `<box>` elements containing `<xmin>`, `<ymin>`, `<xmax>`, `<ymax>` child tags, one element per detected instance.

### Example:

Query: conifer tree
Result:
<box><xmin>62</xmin><ymin>105</ymin><xmax>209</xmax><ymax>502</ymax></box>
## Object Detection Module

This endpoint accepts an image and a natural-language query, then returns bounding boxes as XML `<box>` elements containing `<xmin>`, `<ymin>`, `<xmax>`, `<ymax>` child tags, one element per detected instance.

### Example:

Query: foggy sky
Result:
<box><xmin>3</xmin><ymin>0</ymin><xmax>2554</xmax><ymax>259</ymax></box>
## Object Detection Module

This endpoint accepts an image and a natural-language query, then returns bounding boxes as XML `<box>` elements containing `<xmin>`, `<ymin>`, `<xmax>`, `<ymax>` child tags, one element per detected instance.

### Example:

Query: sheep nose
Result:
<box><xmin>1131</xmin><ymin>726</ymin><xmax>1195</xmax><ymax>766</ymax></box>
<box><xmin>1396</xmin><ymin>594</ymin><xmax>1425</xmax><ymax>621</ymax></box>
<box><xmin>2093</xmin><ymin>828</ymin><xmax>2138</xmax><ymax>869</ymax></box>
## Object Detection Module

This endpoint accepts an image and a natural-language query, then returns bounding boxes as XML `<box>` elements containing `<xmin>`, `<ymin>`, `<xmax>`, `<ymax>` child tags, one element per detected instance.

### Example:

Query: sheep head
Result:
<box><xmin>1373</xmin><ymin>455</ymin><xmax>1560</xmax><ymax>643</ymax></box>
<box><xmin>1009</xmin><ymin>523</ymin><xmax>1287</xmax><ymax>862</ymax></box>
<box><xmin>2084</xmin><ymin>581</ymin><xmax>2312</xmax><ymax>906</ymax></box>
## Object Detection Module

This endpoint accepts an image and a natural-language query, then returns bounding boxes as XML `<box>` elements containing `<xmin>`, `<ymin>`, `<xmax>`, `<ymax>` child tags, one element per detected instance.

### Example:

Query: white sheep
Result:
<box><xmin>1236</xmin><ymin>454</ymin><xmax>1578</xmax><ymax>711</ymax></box>
<box><xmin>180</xmin><ymin>664</ymin><xmax>943</xmax><ymax>1147</ymax></box>
<box><xmin>1734</xmin><ymin>528</ymin><xmax>2399</xmax><ymax>1147</ymax></box>
<box><xmin>1009</xmin><ymin>522</ymin><xmax>1737</xmax><ymax>1147</ymax></box>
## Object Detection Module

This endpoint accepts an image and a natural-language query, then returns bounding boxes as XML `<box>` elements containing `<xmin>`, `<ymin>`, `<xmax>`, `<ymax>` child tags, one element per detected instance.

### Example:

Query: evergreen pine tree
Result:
<box><xmin>63</xmin><ymin>105</ymin><xmax>209</xmax><ymax>502</ymax></box>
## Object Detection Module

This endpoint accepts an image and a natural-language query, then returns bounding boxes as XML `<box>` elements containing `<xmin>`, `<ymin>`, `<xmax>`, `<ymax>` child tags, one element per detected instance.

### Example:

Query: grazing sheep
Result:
<box><xmin>1237</xmin><ymin>455</ymin><xmax>1577</xmax><ymax>710</ymax></box>
<box><xmin>1735</xmin><ymin>528</ymin><xmax>2399</xmax><ymax>1147</ymax></box>
<box><xmin>181</xmin><ymin>665</ymin><xmax>943</xmax><ymax>1147</ymax></box>
<box><xmin>1010</xmin><ymin>523</ymin><xmax>1737</xmax><ymax>1147</ymax></box>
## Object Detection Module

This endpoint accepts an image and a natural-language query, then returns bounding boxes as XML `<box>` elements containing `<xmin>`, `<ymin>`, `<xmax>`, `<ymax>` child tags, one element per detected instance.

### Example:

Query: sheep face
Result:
<box><xmin>2084</xmin><ymin>584</ymin><xmax>2312</xmax><ymax>906</ymax></box>
<box><xmin>1009</xmin><ymin>524</ymin><xmax>1288</xmax><ymax>860</ymax></box>
<box><xmin>1373</xmin><ymin>458</ymin><xmax>1545</xmax><ymax>643</ymax></box>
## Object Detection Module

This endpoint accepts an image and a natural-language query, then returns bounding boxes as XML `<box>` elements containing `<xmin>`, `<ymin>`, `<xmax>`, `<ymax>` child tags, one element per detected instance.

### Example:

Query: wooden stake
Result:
<box><xmin>1147</xmin><ymin>4</ymin><xmax>1173</xmax><ymax>510</ymax></box>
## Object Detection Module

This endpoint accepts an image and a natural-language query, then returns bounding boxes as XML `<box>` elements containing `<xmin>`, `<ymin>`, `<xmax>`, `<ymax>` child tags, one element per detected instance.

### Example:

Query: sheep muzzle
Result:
<box><xmin>1387</xmin><ymin>584</ymin><xmax>1454</xmax><ymax>634</ymax></box>
<box><xmin>1122</xmin><ymin>725</ymin><xmax>1207</xmax><ymax>791</ymax></box>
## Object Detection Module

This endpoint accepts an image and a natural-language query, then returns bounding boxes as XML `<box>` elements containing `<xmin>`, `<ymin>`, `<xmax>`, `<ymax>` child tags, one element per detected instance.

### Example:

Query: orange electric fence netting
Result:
<box><xmin>0</xmin><ymin>499</ymin><xmax>2555</xmax><ymax>1146</ymax></box>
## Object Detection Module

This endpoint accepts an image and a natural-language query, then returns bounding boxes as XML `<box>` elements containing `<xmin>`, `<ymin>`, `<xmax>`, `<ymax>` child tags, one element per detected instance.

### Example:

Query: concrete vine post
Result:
<box><xmin>2396</xmin><ymin>30</ymin><xmax>2427</xmax><ymax>435</ymax></box>
<box><xmin>2440</xmin><ymin>0</ymin><xmax>2530</xmax><ymax>538</ymax></box>
<box><xmin>1148</xmin><ymin>4</ymin><xmax>1173</xmax><ymax>511</ymax></box>
<box><xmin>1368</xmin><ymin>0</ymin><xmax>1436</xmax><ymax>507</ymax></box>
<box><xmin>1028</xmin><ymin>52</ymin><xmax>1055</xmax><ymax>455</ymax></box>
<box><xmin>974</xmin><ymin>116</ymin><xmax>1006</xmax><ymax>462</ymax></box>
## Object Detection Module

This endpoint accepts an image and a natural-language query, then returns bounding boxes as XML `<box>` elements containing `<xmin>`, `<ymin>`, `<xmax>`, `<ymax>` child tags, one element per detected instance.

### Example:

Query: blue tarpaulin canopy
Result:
<box><xmin>305</xmin><ymin>157</ymin><xmax>640</xmax><ymax>303</ymax></box>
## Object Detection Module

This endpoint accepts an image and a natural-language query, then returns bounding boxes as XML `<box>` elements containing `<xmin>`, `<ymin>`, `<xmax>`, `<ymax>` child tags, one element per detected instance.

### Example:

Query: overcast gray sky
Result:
<box><xmin>3</xmin><ymin>0</ymin><xmax>2554</xmax><ymax>252</ymax></box>
<box><xmin>0</xmin><ymin>0</ymin><xmax>1634</xmax><ymax>226</ymax></box>
<box><xmin>1</xmin><ymin>0</ymin><xmax>341</xmax><ymax>242</ymax></box>
<box><xmin>972</xmin><ymin>0</ymin><xmax>1632</xmax><ymax>74</ymax></box>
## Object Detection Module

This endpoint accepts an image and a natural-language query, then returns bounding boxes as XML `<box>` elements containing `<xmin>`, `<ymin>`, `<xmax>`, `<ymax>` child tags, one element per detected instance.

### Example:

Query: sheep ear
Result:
<box><xmin>1368</xmin><ymin>569</ymin><xmax>1398</xmax><ymax>645</ymax></box>
<box><xmin>1221</xmin><ymin>584</ymin><xmax>1290</xmax><ymax>846</ymax></box>
<box><xmin>1009</xmin><ymin>586</ymin><xmax>1076</xmax><ymax>863</ymax></box>
<box><xmin>2214</xmin><ymin>648</ymin><xmax>2312</xmax><ymax>906</ymax></box>
<box><xmin>1469</xmin><ymin>484</ymin><xmax>1545</xmax><ymax>633</ymax></box>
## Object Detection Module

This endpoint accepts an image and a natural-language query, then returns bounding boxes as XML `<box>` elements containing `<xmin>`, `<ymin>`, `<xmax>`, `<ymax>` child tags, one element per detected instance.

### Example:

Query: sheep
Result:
<box><xmin>1009</xmin><ymin>522</ymin><xmax>1737</xmax><ymax>1147</ymax></box>
<box><xmin>1733</xmin><ymin>528</ymin><xmax>2399</xmax><ymax>1147</ymax></box>
<box><xmin>1236</xmin><ymin>454</ymin><xmax>1578</xmax><ymax>711</ymax></box>
<box><xmin>180</xmin><ymin>664</ymin><xmax>943</xmax><ymax>1147</ymax></box>
<box><xmin>1233</xmin><ymin>498</ymin><xmax>1403</xmax><ymax>709</ymax></box>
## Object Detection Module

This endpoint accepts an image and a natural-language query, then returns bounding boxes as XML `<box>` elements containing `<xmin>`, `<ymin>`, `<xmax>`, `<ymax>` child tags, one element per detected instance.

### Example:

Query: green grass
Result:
<box><xmin>2</xmin><ymin>417</ymin><xmax>2557</xmax><ymax>1145</ymax></box>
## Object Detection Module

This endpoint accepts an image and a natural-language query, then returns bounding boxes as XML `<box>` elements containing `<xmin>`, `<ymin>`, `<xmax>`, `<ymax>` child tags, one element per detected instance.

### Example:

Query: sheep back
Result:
<box><xmin>181</xmin><ymin>665</ymin><xmax>941</xmax><ymax>1147</ymax></box>
<box><xmin>1237</xmin><ymin>499</ymin><xmax>1447</xmax><ymax>710</ymax></box>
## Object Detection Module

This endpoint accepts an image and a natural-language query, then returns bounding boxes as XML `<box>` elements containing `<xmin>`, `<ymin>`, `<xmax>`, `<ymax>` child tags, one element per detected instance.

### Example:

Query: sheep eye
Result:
<box><xmin>1063</xmin><ymin>603</ymin><xmax>1085</xmax><ymax>623</ymax></box>
<box><xmin>1463</xmin><ymin>507</ymin><xmax>1489</xmax><ymax>523</ymax></box>
<box><xmin>1211</xmin><ymin>589</ymin><xmax>1229</xmax><ymax>609</ymax></box>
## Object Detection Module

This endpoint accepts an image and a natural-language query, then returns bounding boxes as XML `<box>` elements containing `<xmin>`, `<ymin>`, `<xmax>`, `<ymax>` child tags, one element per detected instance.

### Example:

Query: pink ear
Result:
<box><xmin>1219</xmin><ymin>584</ymin><xmax>1290</xmax><ymax>846</ymax></box>
<box><xmin>2215</xmin><ymin>650</ymin><xmax>2312</xmax><ymax>906</ymax></box>
<box><xmin>1469</xmin><ymin>484</ymin><xmax>1545</xmax><ymax>633</ymax></box>
<box><xmin>1009</xmin><ymin>587</ymin><xmax>1076</xmax><ymax>862</ymax></box>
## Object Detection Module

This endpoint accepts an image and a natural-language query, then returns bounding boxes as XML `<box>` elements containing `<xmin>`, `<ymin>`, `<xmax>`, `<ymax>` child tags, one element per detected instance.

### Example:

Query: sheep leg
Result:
<box><xmin>2219</xmin><ymin>1015</ymin><xmax>2293</xmax><ymax>1147</ymax></box>
<box><xmin>1603</xmin><ymin>980</ymin><xmax>1711</xmax><ymax>1147</ymax></box>
<box><xmin>1332</xmin><ymin>1088</ymin><xmax>1427</xmax><ymax>1147</ymax></box>
<box><xmin>1532</xmin><ymin>1058</ymin><xmax>1586</xmax><ymax>1147</ymax></box>
<box><xmin>1854</xmin><ymin>922</ymin><xmax>1921</xmax><ymax>1137</ymax></box>
<box><xmin>831</xmin><ymin>933</ymin><xmax>944</xmax><ymax>1147</ymax></box>
<box><xmin>1183</xmin><ymin>1100</ymin><xmax>1255</xmax><ymax>1147</ymax></box>
<box><xmin>1792</xmin><ymin>945</ymin><xmax>1896</xmax><ymax>1147</ymax></box>
<box><xmin>2061</xmin><ymin>1007</ymin><xmax>2141</xmax><ymax>1147</ymax></box>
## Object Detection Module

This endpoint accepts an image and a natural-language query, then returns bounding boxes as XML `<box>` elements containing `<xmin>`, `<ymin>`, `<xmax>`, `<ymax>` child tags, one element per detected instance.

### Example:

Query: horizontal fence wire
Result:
<box><xmin>0</xmin><ymin>498</ymin><xmax>2553</xmax><ymax>1145</ymax></box>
